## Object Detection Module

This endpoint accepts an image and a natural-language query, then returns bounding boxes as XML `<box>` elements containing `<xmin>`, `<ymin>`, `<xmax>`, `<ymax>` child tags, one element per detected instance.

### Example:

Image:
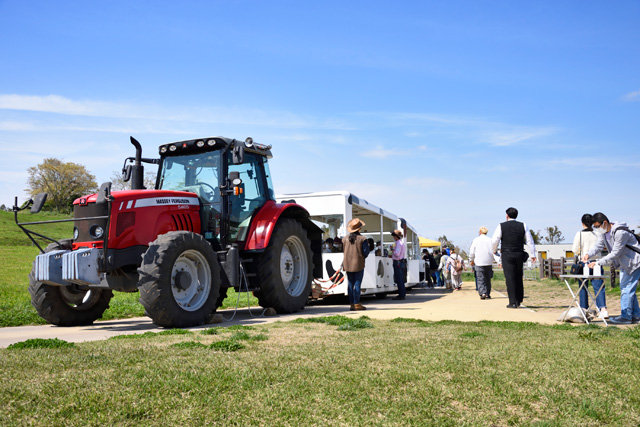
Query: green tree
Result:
<box><xmin>530</xmin><ymin>229</ymin><xmax>542</xmax><ymax>245</ymax></box>
<box><xmin>543</xmin><ymin>226</ymin><xmax>564</xmax><ymax>244</ymax></box>
<box><xmin>26</xmin><ymin>158</ymin><xmax>98</xmax><ymax>213</ymax></box>
<box><xmin>438</xmin><ymin>235</ymin><xmax>466</xmax><ymax>258</ymax></box>
<box><xmin>109</xmin><ymin>169</ymin><xmax>157</xmax><ymax>191</ymax></box>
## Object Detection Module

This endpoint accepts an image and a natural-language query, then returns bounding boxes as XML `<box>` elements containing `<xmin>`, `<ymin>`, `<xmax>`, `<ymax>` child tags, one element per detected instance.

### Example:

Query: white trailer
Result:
<box><xmin>275</xmin><ymin>191</ymin><xmax>420</xmax><ymax>298</ymax></box>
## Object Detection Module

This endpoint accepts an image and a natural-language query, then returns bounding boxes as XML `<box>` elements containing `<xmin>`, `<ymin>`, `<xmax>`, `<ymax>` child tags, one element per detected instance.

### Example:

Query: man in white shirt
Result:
<box><xmin>390</xmin><ymin>229</ymin><xmax>407</xmax><ymax>300</ymax></box>
<box><xmin>491</xmin><ymin>207</ymin><xmax>537</xmax><ymax>308</ymax></box>
<box><xmin>470</xmin><ymin>226</ymin><xmax>497</xmax><ymax>300</ymax></box>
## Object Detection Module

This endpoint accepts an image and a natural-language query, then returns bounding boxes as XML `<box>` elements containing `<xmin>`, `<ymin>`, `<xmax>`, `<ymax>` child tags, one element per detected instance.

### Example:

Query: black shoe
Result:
<box><xmin>608</xmin><ymin>316</ymin><xmax>632</xmax><ymax>325</ymax></box>
<box><xmin>632</xmin><ymin>317</ymin><xmax>640</xmax><ymax>324</ymax></box>
<box><xmin>486</xmin><ymin>295</ymin><xmax>491</xmax><ymax>299</ymax></box>
<box><xmin>480</xmin><ymin>294</ymin><xmax>487</xmax><ymax>300</ymax></box>
<box><xmin>506</xmin><ymin>304</ymin><xmax>518</xmax><ymax>309</ymax></box>
<box><xmin>392</xmin><ymin>296</ymin><xmax>405</xmax><ymax>300</ymax></box>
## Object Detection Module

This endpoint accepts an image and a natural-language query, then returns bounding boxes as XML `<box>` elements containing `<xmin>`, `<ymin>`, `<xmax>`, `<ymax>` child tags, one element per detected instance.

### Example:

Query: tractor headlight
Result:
<box><xmin>91</xmin><ymin>225</ymin><xmax>104</xmax><ymax>239</ymax></box>
<box><xmin>160</xmin><ymin>146</ymin><xmax>167</xmax><ymax>153</ymax></box>
<box><xmin>207</xmin><ymin>139</ymin><xmax>216</xmax><ymax>147</ymax></box>
<box><xmin>196</xmin><ymin>140</ymin><xmax>205</xmax><ymax>148</ymax></box>
<box><xmin>169</xmin><ymin>145</ymin><xmax>177</xmax><ymax>152</ymax></box>
<box><xmin>73</xmin><ymin>227</ymin><xmax>79</xmax><ymax>240</ymax></box>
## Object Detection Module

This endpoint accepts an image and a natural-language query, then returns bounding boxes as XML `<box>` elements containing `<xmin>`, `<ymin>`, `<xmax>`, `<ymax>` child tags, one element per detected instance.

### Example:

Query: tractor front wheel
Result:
<box><xmin>253</xmin><ymin>219</ymin><xmax>313</xmax><ymax>313</ymax></box>
<box><xmin>29</xmin><ymin>240</ymin><xmax>113</xmax><ymax>326</ymax></box>
<box><xmin>138</xmin><ymin>231</ymin><xmax>221</xmax><ymax>328</ymax></box>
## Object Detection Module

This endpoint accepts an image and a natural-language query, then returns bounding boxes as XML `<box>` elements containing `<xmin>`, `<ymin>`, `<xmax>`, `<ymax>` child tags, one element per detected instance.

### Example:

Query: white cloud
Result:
<box><xmin>621</xmin><ymin>89</ymin><xmax>640</xmax><ymax>102</ymax></box>
<box><xmin>361</xmin><ymin>145</ymin><xmax>409</xmax><ymax>159</ymax></box>
<box><xmin>542</xmin><ymin>157</ymin><xmax>640</xmax><ymax>171</ymax></box>
<box><xmin>0</xmin><ymin>93</ymin><xmax>351</xmax><ymax>130</ymax></box>
<box><xmin>351</xmin><ymin>111</ymin><xmax>557</xmax><ymax>148</ymax></box>
<box><xmin>479</xmin><ymin>127</ymin><xmax>555</xmax><ymax>147</ymax></box>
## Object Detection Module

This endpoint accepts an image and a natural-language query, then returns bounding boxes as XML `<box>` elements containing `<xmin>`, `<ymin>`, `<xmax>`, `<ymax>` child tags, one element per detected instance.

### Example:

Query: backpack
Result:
<box><xmin>453</xmin><ymin>256</ymin><xmax>463</xmax><ymax>273</ymax></box>
<box><xmin>613</xmin><ymin>227</ymin><xmax>640</xmax><ymax>255</ymax></box>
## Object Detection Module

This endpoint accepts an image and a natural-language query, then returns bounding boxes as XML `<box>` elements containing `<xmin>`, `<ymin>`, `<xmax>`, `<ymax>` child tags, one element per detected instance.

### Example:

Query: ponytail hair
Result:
<box><xmin>581</xmin><ymin>213</ymin><xmax>593</xmax><ymax>231</ymax></box>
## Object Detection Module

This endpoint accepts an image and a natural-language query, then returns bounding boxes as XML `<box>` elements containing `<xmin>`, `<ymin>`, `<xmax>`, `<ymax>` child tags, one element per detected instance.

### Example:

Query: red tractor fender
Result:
<box><xmin>244</xmin><ymin>200</ymin><xmax>305</xmax><ymax>250</ymax></box>
<box><xmin>244</xmin><ymin>200</ymin><xmax>323</xmax><ymax>278</ymax></box>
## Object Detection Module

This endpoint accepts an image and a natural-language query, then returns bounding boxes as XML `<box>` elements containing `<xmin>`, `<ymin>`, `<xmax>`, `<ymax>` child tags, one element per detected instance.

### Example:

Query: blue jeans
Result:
<box><xmin>619</xmin><ymin>267</ymin><xmax>640</xmax><ymax>320</ymax></box>
<box><xmin>393</xmin><ymin>260</ymin><xmax>406</xmax><ymax>297</ymax></box>
<box><xmin>346</xmin><ymin>270</ymin><xmax>364</xmax><ymax>305</ymax></box>
<box><xmin>578</xmin><ymin>279</ymin><xmax>606</xmax><ymax>310</ymax></box>
<box><xmin>436</xmin><ymin>270</ymin><xmax>444</xmax><ymax>287</ymax></box>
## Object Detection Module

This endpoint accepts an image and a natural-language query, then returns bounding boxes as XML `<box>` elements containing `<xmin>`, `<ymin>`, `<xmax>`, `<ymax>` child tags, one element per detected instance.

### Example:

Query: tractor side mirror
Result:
<box><xmin>232</xmin><ymin>142</ymin><xmax>245</xmax><ymax>164</ymax></box>
<box><xmin>30</xmin><ymin>193</ymin><xmax>47</xmax><ymax>214</ymax></box>
<box><xmin>122</xmin><ymin>164</ymin><xmax>132</xmax><ymax>182</ymax></box>
<box><xmin>96</xmin><ymin>182</ymin><xmax>112</xmax><ymax>205</ymax></box>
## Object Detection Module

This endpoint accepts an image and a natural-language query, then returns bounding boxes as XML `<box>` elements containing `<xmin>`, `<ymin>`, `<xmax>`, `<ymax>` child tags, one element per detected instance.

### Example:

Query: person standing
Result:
<box><xmin>446</xmin><ymin>247</ymin><xmax>465</xmax><ymax>290</ymax></box>
<box><xmin>342</xmin><ymin>218</ymin><xmax>371</xmax><ymax>311</ymax></box>
<box><xmin>390</xmin><ymin>229</ymin><xmax>406</xmax><ymax>300</ymax></box>
<box><xmin>422</xmin><ymin>249</ymin><xmax>434</xmax><ymax>288</ymax></box>
<box><xmin>469</xmin><ymin>226</ymin><xmax>496</xmax><ymax>300</ymax></box>
<box><xmin>491</xmin><ymin>207</ymin><xmax>537</xmax><ymax>308</ymax></box>
<box><xmin>572</xmin><ymin>214</ymin><xmax>608</xmax><ymax>319</ymax></box>
<box><xmin>583</xmin><ymin>212</ymin><xmax>640</xmax><ymax>325</ymax></box>
<box><xmin>428</xmin><ymin>250</ymin><xmax>438</xmax><ymax>285</ymax></box>
<box><xmin>439</xmin><ymin>249</ymin><xmax>451</xmax><ymax>289</ymax></box>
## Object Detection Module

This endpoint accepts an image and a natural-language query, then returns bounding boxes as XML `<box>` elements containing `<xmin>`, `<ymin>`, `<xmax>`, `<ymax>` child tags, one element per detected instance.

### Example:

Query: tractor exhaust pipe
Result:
<box><xmin>129</xmin><ymin>136</ymin><xmax>145</xmax><ymax>190</ymax></box>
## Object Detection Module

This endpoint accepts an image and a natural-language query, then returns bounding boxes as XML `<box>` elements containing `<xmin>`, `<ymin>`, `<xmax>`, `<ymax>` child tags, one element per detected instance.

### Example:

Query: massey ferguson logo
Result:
<box><xmin>155</xmin><ymin>198</ymin><xmax>191</xmax><ymax>204</ymax></box>
<box><xmin>129</xmin><ymin>196</ymin><xmax>199</xmax><ymax>210</ymax></box>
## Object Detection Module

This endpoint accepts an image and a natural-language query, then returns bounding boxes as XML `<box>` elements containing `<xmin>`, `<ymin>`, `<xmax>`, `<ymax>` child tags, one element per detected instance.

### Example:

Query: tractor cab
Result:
<box><xmin>155</xmin><ymin>137</ymin><xmax>275</xmax><ymax>250</ymax></box>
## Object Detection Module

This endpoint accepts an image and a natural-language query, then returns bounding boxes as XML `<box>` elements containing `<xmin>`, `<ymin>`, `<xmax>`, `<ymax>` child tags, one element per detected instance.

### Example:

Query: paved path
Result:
<box><xmin>0</xmin><ymin>282</ymin><xmax>563</xmax><ymax>348</ymax></box>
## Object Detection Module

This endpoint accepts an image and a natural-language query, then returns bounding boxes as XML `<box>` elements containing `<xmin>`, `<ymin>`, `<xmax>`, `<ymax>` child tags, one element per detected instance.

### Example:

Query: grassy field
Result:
<box><xmin>2</xmin><ymin>316</ymin><xmax>640</xmax><ymax>426</ymax></box>
<box><xmin>0</xmin><ymin>211</ymin><xmax>257</xmax><ymax>327</ymax></box>
<box><xmin>3</xmin><ymin>210</ymin><xmax>640</xmax><ymax>425</ymax></box>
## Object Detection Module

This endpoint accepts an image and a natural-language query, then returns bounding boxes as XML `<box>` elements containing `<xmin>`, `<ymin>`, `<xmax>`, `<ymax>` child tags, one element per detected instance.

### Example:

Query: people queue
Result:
<box><xmin>334</xmin><ymin>207</ymin><xmax>640</xmax><ymax>325</ymax></box>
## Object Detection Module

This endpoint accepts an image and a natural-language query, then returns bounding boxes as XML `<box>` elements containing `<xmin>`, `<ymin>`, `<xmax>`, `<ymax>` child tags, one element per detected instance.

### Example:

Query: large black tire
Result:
<box><xmin>253</xmin><ymin>218</ymin><xmax>313</xmax><ymax>313</ymax></box>
<box><xmin>138</xmin><ymin>231</ymin><xmax>221</xmax><ymax>328</ymax></box>
<box><xmin>215</xmin><ymin>287</ymin><xmax>229</xmax><ymax>310</ymax></box>
<box><xmin>28</xmin><ymin>240</ymin><xmax>113</xmax><ymax>326</ymax></box>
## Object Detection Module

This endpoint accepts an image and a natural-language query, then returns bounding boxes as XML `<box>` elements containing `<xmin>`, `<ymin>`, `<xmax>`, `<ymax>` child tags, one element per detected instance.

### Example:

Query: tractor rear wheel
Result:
<box><xmin>28</xmin><ymin>240</ymin><xmax>113</xmax><ymax>326</ymax></box>
<box><xmin>253</xmin><ymin>219</ymin><xmax>313</xmax><ymax>313</ymax></box>
<box><xmin>138</xmin><ymin>231</ymin><xmax>221</xmax><ymax>328</ymax></box>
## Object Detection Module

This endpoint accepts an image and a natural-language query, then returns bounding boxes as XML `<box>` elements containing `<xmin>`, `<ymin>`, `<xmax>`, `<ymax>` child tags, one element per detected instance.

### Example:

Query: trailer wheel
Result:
<box><xmin>254</xmin><ymin>218</ymin><xmax>313</xmax><ymax>313</ymax></box>
<box><xmin>28</xmin><ymin>240</ymin><xmax>113</xmax><ymax>326</ymax></box>
<box><xmin>138</xmin><ymin>231</ymin><xmax>221</xmax><ymax>328</ymax></box>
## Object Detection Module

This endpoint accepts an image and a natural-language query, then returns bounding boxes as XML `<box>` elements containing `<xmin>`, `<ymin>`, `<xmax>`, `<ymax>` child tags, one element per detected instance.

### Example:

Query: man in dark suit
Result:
<box><xmin>491</xmin><ymin>207</ymin><xmax>537</xmax><ymax>308</ymax></box>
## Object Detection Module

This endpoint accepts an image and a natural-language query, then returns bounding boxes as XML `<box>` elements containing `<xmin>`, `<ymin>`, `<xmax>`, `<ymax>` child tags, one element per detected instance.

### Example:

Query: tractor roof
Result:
<box><xmin>158</xmin><ymin>136</ymin><xmax>273</xmax><ymax>159</ymax></box>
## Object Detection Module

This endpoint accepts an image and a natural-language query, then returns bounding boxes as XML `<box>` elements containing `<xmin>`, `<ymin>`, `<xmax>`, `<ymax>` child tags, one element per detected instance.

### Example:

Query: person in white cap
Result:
<box><xmin>342</xmin><ymin>218</ymin><xmax>371</xmax><ymax>311</ymax></box>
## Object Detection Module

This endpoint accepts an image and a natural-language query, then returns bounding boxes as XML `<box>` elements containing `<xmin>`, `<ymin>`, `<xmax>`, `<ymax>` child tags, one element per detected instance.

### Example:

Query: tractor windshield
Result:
<box><xmin>158</xmin><ymin>151</ymin><xmax>222</xmax><ymax>205</ymax></box>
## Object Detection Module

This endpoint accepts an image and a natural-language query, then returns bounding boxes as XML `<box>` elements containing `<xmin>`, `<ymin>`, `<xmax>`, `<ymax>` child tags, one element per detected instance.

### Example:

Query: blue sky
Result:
<box><xmin>1</xmin><ymin>0</ymin><xmax>639</xmax><ymax>250</ymax></box>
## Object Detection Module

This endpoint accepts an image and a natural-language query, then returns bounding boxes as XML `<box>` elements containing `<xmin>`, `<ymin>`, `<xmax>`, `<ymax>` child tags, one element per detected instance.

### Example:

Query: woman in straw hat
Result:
<box><xmin>342</xmin><ymin>218</ymin><xmax>371</xmax><ymax>310</ymax></box>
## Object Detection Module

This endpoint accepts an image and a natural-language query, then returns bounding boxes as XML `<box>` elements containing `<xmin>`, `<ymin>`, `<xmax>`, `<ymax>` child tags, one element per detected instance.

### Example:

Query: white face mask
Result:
<box><xmin>594</xmin><ymin>225</ymin><xmax>607</xmax><ymax>236</ymax></box>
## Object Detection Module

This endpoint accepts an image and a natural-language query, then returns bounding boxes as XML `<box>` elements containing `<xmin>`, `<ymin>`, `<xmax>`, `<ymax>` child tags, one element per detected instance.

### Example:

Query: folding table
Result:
<box><xmin>559</xmin><ymin>274</ymin><xmax>607</xmax><ymax>326</ymax></box>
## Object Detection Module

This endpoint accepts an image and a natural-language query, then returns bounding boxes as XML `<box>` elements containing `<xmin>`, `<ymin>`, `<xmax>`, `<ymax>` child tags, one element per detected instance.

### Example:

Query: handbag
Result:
<box><xmin>570</xmin><ymin>231</ymin><xmax>584</xmax><ymax>275</ymax></box>
<box><xmin>570</xmin><ymin>260</ymin><xmax>583</xmax><ymax>275</ymax></box>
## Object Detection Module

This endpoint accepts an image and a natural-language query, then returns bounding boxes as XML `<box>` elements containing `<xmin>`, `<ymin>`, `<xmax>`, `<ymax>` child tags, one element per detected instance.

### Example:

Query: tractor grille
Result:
<box><xmin>171</xmin><ymin>213</ymin><xmax>195</xmax><ymax>231</ymax></box>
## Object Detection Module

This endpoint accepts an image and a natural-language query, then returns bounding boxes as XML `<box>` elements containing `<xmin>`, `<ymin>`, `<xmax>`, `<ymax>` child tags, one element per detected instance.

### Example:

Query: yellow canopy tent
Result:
<box><xmin>419</xmin><ymin>237</ymin><xmax>441</xmax><ymax>248</ymax></box>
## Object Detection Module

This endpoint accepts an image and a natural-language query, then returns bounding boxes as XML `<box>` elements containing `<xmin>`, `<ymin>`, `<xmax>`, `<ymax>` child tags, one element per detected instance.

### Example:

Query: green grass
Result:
<box><xmin>1</xmin><ymin>319</ymin><xmax>639</xmax><ymax>426</ymax></box>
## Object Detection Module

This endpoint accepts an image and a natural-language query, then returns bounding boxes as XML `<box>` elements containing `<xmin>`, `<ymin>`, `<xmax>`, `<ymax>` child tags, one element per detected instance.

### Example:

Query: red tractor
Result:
<box><xmin>15</xmin><ymin>136</ymin><xmax>322</xmax><ymax>328</ymax></box>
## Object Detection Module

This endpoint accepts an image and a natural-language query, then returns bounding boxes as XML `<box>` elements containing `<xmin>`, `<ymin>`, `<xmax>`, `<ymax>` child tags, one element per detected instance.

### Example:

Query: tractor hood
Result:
<box><xmin>72</xmin><ymin>189</ymin><xmax>202</xmax><ymax>250</ymax></box>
